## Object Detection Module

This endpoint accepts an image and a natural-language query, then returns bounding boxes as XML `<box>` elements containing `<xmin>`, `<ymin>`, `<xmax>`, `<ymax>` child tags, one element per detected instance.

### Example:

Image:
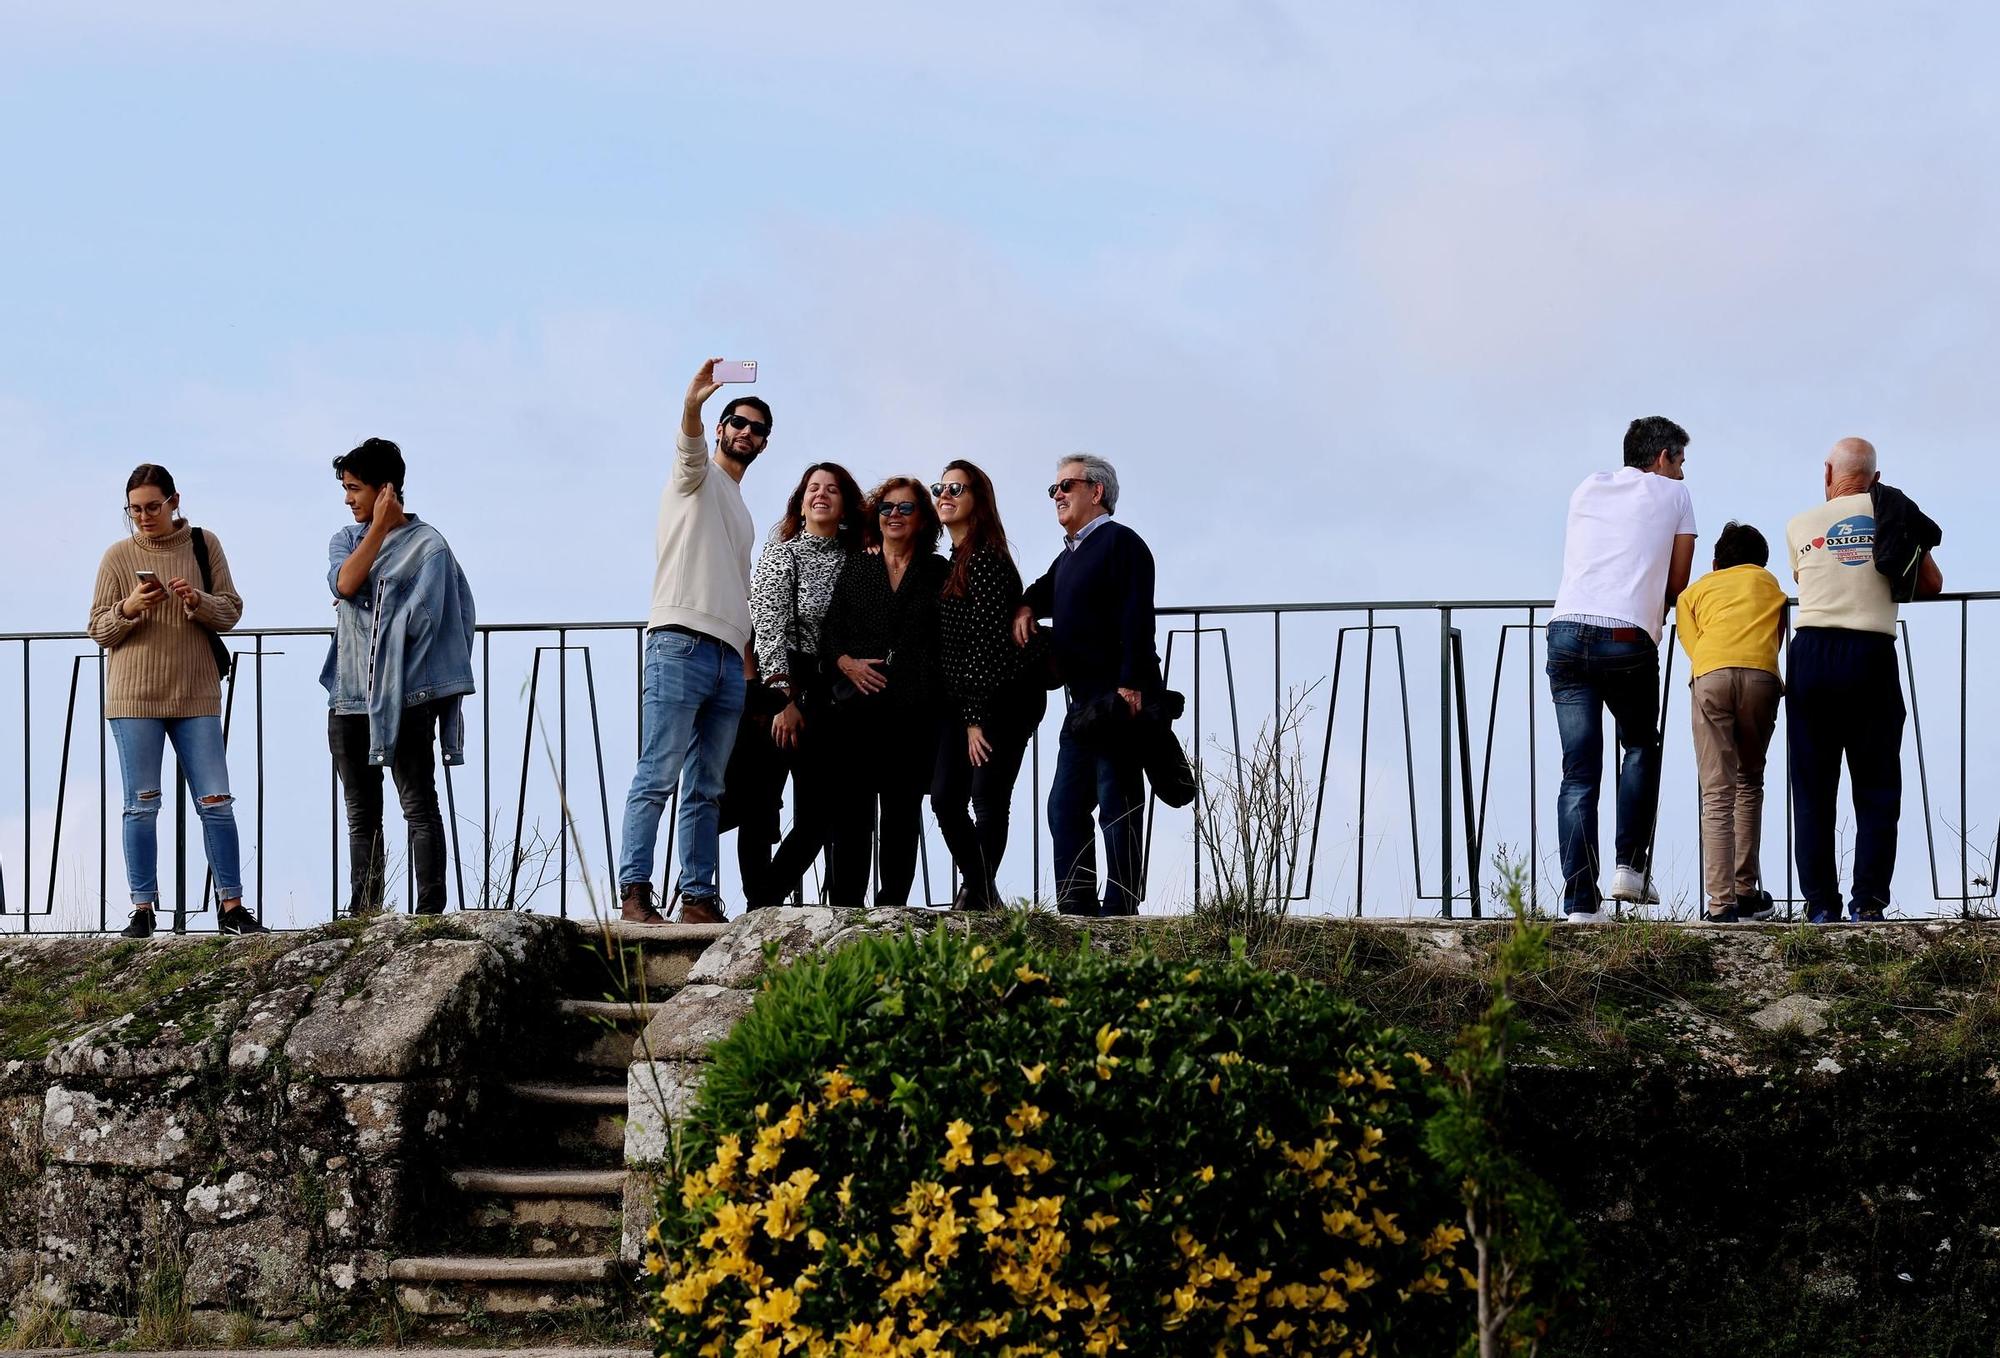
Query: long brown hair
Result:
<box><xmin>868</xmin><ymin>476</ymin><xmax>942</xmax><ymax>556</ymax></box>
<box><xmin>774</xmin><ymin>462</ymin><xmax>874</xmax><ymax>548</ymax></box>
<box><xmin>939</xmin><ymin>460</ymin><xmax>1009</xmax><ymax>599</ymax></box>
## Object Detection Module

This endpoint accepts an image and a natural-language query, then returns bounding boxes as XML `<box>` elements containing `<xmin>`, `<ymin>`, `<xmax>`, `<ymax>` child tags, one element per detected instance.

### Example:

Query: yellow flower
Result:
<box><xmin>1094</xmin><ymin>1024</ymin><xmax>1123</xmax><ymax>1079</ymax></box>
<box><xmin>941</xmin><ymin>1119</ymin><xmax>976</xmax><ymax>1173</ymax></box>
<box><xmin>1082</xmin><ymin>1211</ymin><xmax>1120</xmax><ymax>1233</ymax></box>
<box><xmin>1021</xmin><ymin>1062</ymin><xmax>1047</xmax><ymax>1085</ymax></box>
<box><xmin>1015</xmin><ymin>963</ymin><xmax>1048</xmax><ymax>983</ymax></box>
<box><xmin>1005</xmin><ymin>1101</ymin><xmax>1047</xmax><ymax>1135</ymax></box>
<box><xmin>1196</xmin><ymin>1165</ymin><xmax>1216</xmax><ymax>1184</ymax></box>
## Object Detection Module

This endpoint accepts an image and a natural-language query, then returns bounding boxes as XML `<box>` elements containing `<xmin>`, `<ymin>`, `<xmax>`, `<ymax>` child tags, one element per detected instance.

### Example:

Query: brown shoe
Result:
<box><xmin>619</xmin><ymin>882</ymin><xmax>665</xmax><ymax>925</ymax></box>
<box><xmin>676</xmin><ymin>893</ymin><xmax>728</xmax><ymax>925</ymax></box>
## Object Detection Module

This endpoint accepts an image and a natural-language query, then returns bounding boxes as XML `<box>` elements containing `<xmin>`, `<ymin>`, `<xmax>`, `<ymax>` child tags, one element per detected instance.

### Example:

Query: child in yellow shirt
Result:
<box><xmin>1674</xmin><ymin>522</ymin><xmax>1787</xmax><ymax>922</ymax></box>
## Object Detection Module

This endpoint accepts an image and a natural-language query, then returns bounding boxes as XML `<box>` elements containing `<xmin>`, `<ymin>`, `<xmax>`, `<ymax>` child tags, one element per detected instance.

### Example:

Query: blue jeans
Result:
<box><xmin>1546</xmin><ymin>621</ymin><xmax>1661</xmax><ymax>913</ymax></box>
<box><xmin>617</xmin><ymin>629</ymin><xmax>746</xmax><ymax>899</ymax></box>
<box><xmin>109</xmin><ymin>716</ymin><xmax>242</xmax><ymax>905</ymax></box>
<box><xmin>1049</xmin><ymin>708</ymin><xmax>1146</xmax><ymax>917</ymax></box>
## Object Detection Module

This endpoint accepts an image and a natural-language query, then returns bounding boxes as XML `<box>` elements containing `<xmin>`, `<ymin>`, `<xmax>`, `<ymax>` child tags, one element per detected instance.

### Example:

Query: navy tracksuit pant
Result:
<box><xmin>1787</xmin><ymin>627</ymin><xmax>1904</xmax><ymax>918</ymax></box>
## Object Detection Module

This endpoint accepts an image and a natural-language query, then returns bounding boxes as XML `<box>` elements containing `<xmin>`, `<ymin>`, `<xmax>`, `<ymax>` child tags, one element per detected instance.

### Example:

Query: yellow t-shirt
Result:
<box><xmin>1674</xmin><ymin>564</ymin><xmax>1786</xmax><ymax>679</ymax></box>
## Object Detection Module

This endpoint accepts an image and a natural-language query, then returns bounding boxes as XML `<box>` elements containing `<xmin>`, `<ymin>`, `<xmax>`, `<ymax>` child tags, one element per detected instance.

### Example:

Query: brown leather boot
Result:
<box><xmin>619</xmin><ymin>882</ymin><xmax>665</xmax><ymax>924</ymax></box>
<box><xmin>676</xmin><ymin>893</ymin><xmax>728</xmax><ymax>925</ymax></box>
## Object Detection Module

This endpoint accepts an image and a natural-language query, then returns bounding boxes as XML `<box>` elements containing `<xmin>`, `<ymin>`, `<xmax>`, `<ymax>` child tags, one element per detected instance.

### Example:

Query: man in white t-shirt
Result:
<box><xmin>1546</xmin><ymin>416</ymin><xmax>1698</xmax><ymax>920</ymax></box>
<box><xmin>1784</xmin><ymin>437</ymin><xmax>1942</xmax><ymax>923</ymax></box>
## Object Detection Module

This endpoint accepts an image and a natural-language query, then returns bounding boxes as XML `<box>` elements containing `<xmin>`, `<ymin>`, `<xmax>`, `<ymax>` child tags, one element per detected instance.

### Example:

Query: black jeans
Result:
<box><xmin>742</xmin><ymin>709</ymin><xmax>844</xmax><ymax>907</ymax></box>
<box><xmin>1788</xmin><ymin>628</ymin><xmax>1904</xmax><ymax>918</ymax></box>
<box><xmin>931</xmin><ymin>686</ymin><xmax>1043</xmax><ymax>906</ymax></box>
<box><xmin>329</xmin><ymin>702</ymin><xmax>448</xmax><ymax>915</ymax></box>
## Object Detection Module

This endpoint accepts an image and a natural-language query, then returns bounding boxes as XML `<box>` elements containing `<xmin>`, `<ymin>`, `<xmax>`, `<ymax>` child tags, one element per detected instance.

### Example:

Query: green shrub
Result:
<box><xmin>645</xmin><ymin>926</ymin><xmax>1470</xmax><ymax>1356</ymax></box>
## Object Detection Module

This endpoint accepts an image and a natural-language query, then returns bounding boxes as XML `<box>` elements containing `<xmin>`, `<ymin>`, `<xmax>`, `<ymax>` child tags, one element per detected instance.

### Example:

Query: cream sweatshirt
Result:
<box><xmin>647</xmin><ymin>431</ymin><xmax>756</xmax><ymax>654</ymax></box>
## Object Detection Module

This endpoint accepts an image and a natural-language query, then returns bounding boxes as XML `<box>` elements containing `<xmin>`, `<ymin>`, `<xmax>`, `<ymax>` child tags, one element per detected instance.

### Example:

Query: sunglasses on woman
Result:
<box><xmin>877</xmin><ymin>501</ymin><xmax>921</xmax><ymax>517</ymax></box>
<box><xmin>930</xmin><ymin>482</ymin><xmax>968</xmax><ymax>499</ymax></box>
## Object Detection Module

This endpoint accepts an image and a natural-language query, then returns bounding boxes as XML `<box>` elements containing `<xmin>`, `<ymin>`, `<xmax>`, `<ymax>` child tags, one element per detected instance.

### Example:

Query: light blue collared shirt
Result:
<box><xmin>1064</xmin><ymin>512</ymin><xmax>1112</xmax><ymax>552</ymax></box>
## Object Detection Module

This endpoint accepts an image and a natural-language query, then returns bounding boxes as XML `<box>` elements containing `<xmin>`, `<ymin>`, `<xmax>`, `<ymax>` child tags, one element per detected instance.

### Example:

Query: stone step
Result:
<box><xmin>450</xmin><ymin>1168</ymin><xmax>626</xmax><ymax>1197</ymax></box>
<box><xmin>561</xmin><ymin>997</ymin><xmax>656</xmax><ymax>1023</ymax></box>
<box><xmin>504</xmin><ymin>1081</ymin><xmax>629</xmax><ymax>1108</ymax></box>
<box><xmin>390</xmin><ymin>1255</ymin><xmax>631</xmax><ymax>1321</ymax></box>
<box><xmin>570</xmin><ymin>920</ymin><xmax>725</xmax><ymax>994</ymax></box>
<box><xmin>464</xmin><ymin>1189</ymin><xmax>623</xmax><ymax>1258</ymax></box>
<box><xmin>391</xmin><ymin>1254</ymin><xmax>623</xmax><ymax>1283</ymax></box>
<box><xmin>582</xmin><ymin>920</ymin><xmax>731</xmax><ymax>946</ymax></box>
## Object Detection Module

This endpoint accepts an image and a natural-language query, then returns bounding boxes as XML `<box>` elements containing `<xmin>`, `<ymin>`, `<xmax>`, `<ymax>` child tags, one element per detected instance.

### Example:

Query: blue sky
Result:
<box><xmin>3</xmin><ymin>3</ymin><xmax>1997</xmax><ymax>922</ymax></box>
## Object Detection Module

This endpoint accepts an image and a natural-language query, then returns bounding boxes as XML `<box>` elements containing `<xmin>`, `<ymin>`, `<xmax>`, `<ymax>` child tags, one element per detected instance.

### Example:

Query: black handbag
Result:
<box><xmin>188</xmin><ymin>528</ymin><xmax>235</xmax><ymax>681</ymax></box>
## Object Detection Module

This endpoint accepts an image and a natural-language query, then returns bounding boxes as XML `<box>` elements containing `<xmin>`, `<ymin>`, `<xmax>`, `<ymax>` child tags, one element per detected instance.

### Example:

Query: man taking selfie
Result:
<box><xmin>615</xmin><ymin>359</ymin><xmax>764</xmax><ymax>924</ymax></box>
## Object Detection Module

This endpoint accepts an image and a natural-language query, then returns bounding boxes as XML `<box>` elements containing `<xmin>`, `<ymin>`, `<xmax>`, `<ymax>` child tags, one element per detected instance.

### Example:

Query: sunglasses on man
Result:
<box><xmin>1047</xmin><ymin>477</ymin><xmax>1093</xmax><ymax>499</ymax></box>
<box><xmin>723</xmin><ymin>414</ymin><xmax>771</xmax><ymax>438</ymax></box>
<box><xmin>877</xmin><ymin>501</ymin><xmax>921</xmax><ymax>518</ymax></box>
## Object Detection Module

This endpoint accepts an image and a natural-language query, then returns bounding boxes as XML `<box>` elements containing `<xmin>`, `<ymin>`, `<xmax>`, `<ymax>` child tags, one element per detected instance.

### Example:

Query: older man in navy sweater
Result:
<box><xmin>1013</xmin><ymin>454</ymin><xmax>1161</xmax><ymax>916</ymax></box>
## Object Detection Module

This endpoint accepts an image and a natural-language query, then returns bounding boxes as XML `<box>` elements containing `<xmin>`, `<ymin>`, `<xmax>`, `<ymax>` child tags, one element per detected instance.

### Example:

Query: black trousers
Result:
<box><xmin>738</xmin><ymin>709</ymin><xmax>844</xmax><ymax>907</ymax></box>
<box><xmin>827</xmin><ymin>697</ymin><xmax>941</xmax><ymax>907</ymax></box>
<box><xmin>329</xmin><ymin>701</ymin><xmax>447</xmax><ymax>915</ymax></box>
<box><xmin>1788</xmin><ymin>627</ymin><xmax>1904</xmax><ymax>917</ymax></box>
<box><xmin>931</xmin><ymin>685</ymin><xmax>1044</xmax><ymax>906</ymax></box>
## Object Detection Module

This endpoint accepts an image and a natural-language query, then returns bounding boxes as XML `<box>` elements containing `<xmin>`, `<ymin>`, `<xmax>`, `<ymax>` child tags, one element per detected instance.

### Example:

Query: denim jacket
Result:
<box><xmin>320</xmin><ymin>516</ymin><xmax>477</xmax><ymax>767</ymax></box>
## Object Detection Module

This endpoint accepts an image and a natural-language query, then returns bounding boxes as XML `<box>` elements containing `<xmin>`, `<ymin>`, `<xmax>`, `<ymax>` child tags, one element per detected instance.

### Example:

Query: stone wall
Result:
<box><xmin>0</xmin><ymin>912</ymin><xmax>567</xmax><ymax>1340</ymax></box>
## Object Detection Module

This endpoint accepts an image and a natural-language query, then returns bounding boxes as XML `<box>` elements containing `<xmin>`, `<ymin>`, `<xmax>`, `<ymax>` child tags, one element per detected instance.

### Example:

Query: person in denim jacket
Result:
<box><xmin>322</xmin><ymin>438</ymin><xmax>476</xmax><ymax>917</ymax></box>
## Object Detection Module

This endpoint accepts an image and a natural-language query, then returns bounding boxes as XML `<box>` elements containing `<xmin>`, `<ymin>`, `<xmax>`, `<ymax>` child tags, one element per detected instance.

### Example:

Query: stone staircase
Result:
<box><xmin>386</xmin><ymin>919</ymin><xmax>727</xmax><ymax>1331</ymax></box>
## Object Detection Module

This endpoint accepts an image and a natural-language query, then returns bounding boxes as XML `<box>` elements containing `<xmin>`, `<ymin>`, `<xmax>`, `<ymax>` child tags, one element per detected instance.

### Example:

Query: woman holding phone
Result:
<box><xmin>86</xmin><ymin>464</ymin><xmax>266</xmax><ymax>938</ymax></box>
<box><xmin>930</xmin><ymin>461</ymin><xmax>1047</xmax><ymax>909</ymax></box>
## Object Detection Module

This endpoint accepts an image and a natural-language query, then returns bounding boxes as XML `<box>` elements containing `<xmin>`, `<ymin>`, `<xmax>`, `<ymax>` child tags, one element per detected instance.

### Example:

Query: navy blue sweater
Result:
<box><xmin>1022</xmin><ymin>518</ymin><xmax>1161</xmax><ymax>699</ymax></box>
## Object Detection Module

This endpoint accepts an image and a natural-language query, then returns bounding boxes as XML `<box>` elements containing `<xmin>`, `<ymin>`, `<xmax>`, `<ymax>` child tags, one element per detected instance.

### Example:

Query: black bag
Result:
<box><xmin>1060</xmin><ymin>688</ymin><xmax>1198</xmax><ymax>810</ymax></box>
<box><xmin>188</xmin><ymin>528</ymin><xmax>235</xmax><ymax>681</ymax></box>
<box><xmin>1869</xmin><ymin>483</ymin><xmax>1943</xmax><ymax>604</ymax></box>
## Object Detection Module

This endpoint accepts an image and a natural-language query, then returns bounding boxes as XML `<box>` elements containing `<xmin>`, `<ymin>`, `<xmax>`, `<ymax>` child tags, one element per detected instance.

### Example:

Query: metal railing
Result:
<box><xmin>3</xmin><ymin>595</ymin><xmax>1996</xmax><ymax>932</ymax></box>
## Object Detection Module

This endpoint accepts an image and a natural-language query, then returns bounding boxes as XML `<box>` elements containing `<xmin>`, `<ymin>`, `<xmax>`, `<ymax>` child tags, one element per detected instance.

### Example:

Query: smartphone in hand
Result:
<box><xmin>713</xmin><ymin>360</ymin><xmax>758</xmax><ymax>383</ymax></box>
<box><xmin>135</xmin><ymin>570</ymin><xmax>159</xmax><ymax>586</ymax></box>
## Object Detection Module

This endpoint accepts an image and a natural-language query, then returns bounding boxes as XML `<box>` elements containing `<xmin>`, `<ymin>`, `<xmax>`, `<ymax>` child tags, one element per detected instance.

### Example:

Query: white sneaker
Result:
<box><xmin>1608</xmin><ymin>866</ymin><xmax>1660</xmax><ymax>905</ymax></box>
<box><xmin>1562</xmin><ymin>906</ymin><xmax>1612</xmax><ymax>924</ymax></box>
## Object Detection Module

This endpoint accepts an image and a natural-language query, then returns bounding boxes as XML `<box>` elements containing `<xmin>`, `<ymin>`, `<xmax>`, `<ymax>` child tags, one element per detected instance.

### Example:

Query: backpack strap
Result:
<box><xmin>191</xmin><ymin>527</ymin><xmax>214</xmax><ymax>592</ymax></box>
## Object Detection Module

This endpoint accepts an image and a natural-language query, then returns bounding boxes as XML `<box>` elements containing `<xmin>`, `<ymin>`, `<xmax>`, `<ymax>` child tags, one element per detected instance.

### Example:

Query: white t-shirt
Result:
<box><xmin>1550</xmin><ymin>466</ymin><xmax>1698</xmax><ymax>642</ymax></box>
<box><xmin>1787</xmin><ymin>493</ymin><xmax>1897</xmax><ymax>636</ymax></box>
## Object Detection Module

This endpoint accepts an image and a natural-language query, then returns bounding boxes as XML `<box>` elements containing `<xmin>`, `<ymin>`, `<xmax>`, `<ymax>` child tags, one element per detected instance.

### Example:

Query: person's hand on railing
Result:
<box><xmin>1011</xmin><ymin>605</ymin><xmax>1036</xmax><ymax>648</ymax></box>
<box><xmin>119</xmin><ymin>577</ymin><xmax>167</xmax><ymax>620</ymax></box>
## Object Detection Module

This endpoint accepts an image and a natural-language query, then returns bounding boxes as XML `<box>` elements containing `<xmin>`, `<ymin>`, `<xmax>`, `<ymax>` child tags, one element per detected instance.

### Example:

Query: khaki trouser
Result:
<box><xmin>1690</xmin><ymin>667</ymin><xmax>1782</xmax><ymax>906</ymax></box>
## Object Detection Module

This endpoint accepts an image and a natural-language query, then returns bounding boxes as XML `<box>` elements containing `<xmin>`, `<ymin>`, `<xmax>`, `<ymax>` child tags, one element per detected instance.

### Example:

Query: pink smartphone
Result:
<box><xmin>713</xmin><ymin>360</ymin><xmax>758</xmax><ymax>383</ymax></box>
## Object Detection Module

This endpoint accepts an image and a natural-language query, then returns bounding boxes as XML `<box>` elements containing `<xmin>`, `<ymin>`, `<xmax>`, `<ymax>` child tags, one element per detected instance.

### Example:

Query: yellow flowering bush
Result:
<box><xmin>646</xmin><ymin>928</ymin><xmax>1470</xmax><ymax>1356</ymax></box>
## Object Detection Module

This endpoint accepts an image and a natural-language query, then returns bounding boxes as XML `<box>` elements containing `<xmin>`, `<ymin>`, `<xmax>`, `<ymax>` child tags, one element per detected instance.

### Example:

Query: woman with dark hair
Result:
<box><xmin>738</xmin><ymin>462</ymin><xmax>871</xmax><ymax>905</ymax></box>
<box><xmin>821</xmin><ymin>477</ymin><xmax>950</xmax><ymax>905</ymax></box>
<box><xmin>86</xmin><ymin>465</ymin><xmax>266</xmax><ymax>938</ymax></box>
<box><xmin>929</xmin><ymin>462</ymin><xmax>1047</xmax><ymax>909</ymax></box>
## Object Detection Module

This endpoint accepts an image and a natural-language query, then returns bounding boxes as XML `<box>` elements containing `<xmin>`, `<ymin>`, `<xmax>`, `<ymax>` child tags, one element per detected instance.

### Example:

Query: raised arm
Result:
<box><xmin>335</xmin><ymin>485</ymin><xmax>406</xmax><ymax>600</ymax></box>
<box><xmin>674</xmin><ymin>358</ymin><xmax>725</xmax><ymax>493</ymax></box>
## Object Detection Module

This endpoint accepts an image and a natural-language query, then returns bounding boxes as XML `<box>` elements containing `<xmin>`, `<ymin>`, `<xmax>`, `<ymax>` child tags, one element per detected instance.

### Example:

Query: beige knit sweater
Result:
<box><xmin>87</xmin><ymin>524</ymin><xmax>244</xmax><ymax>718</ymax></box>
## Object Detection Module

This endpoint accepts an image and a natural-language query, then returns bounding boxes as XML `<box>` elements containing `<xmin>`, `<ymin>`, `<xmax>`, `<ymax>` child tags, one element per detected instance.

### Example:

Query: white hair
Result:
<box><xmin>1057</xmin><ymin>453</ymin><xmax>1120</xmax><ymax>514</ymax></box>
<box><xmin>1828</xmin><ymin>437</ymin><xmax>1877</xmax><ymax>479</ymax></box>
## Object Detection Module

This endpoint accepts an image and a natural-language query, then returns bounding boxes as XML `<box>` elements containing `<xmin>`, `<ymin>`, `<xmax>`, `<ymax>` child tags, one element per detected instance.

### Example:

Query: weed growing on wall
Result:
<box><xmin>645</xmin><ymin>926</ymin><xmax>1475</xmax><ymax>1356</ymax></box>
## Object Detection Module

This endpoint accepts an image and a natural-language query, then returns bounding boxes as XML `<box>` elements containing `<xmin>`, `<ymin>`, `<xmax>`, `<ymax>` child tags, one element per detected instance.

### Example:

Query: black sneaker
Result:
<box><xmin>1703</xmin><ymin>903</ymin><xmax>1744</xmax><ymax>923</ymax></box>
<box><xmin>1736</xmin><ymin>889</ymin><xmax>1777</xmax><ymax>922</ymax></box>
<box><xmin>218</xmin><ymin>905</ymin><xmax>269</xmax><ymax>936</ymax></box>
<box><xmin>1851</xmin><ymin>904</ymin><xmax>1887</xmax><ymax>923</ymax></box>
<box><xmin>119</xmin><ymin>908</ymin><xmax>156</xmax><ymax>939</ymax></box>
